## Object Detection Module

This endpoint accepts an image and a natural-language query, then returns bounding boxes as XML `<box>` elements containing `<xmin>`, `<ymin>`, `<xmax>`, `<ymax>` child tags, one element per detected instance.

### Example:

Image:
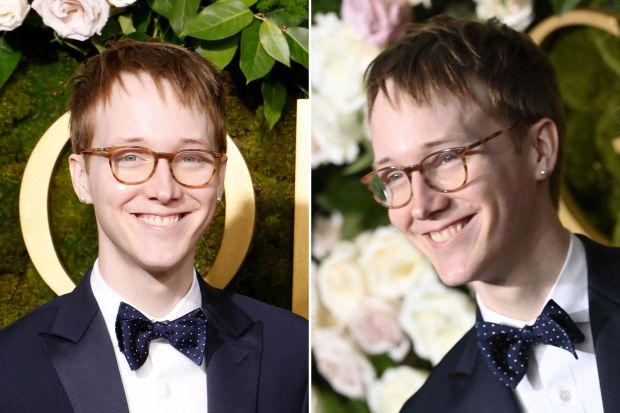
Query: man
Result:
<box><xmin>0</xmin><ymin>39</ymin><xmax>307</xmax><ymax>413</ymax></box>
<box><xmin>362</xmin><ymin>16</ymin><xmax>619</xmax><ymax>412</ymax></box>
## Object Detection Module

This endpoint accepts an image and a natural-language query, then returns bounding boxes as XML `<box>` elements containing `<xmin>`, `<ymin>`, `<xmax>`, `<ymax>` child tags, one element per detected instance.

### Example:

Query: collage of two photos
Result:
<box><xmin>1</xmin><ymin>0</ymin><xmax>620</xmax><ymax>412</ymax></box>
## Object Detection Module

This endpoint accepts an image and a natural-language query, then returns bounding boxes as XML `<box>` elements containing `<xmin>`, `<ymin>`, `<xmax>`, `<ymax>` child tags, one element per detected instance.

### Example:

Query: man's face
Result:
<box><xmin>370</xmin><ymin>87</ymin><xmax>541</xmax><ymax>287</ymax></box>
<box><xmin>70</xmin><ymin>73</ymin><xmax>224</xmax><ymax>275</ymax></box>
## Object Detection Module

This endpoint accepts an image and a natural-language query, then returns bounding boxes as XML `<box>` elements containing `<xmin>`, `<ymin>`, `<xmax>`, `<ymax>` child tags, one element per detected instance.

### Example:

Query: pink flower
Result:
<box><xmin>349</xmin><ymin>297</ymin><xmax>410</xmax><ymax>361</ymax></box>
<box><xmin>32</xmin><ymin>0</ymin><xmax>109</xmax><ymax>41</ymax></box>
<box><xmin>341</xmin><ymin>0</ymin><xmax>411</xmax><ymax>46</ymax></box>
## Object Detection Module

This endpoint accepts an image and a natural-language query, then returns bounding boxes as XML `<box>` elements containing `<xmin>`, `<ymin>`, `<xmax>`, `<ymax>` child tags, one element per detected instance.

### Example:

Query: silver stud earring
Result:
<box><xmin>217</xmin><ymin>195</ymin><xmax>222</xmax><ymax>203</ymax></box>
<box><xmin>79</xmin><ymin>197</ymin><xmax>85</xmax><ymax>202</ymax></box>
<box><xmin>539</xmin><ymin>170</ymin><xmax>547</xmax><ymax>176</ymax></box>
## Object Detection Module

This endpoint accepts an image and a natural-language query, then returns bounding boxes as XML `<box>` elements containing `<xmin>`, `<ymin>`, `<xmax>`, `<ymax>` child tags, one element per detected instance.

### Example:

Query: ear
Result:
<box><xmin>68</xmin><ymin>153</ymin><xmax>93</xmax><ymax>203</ymax></box>
<box><xmin>525</xmin><ymin>118</ymin><xmax>559</xmax><ymax>181</ymax></box>
<box><xmin>216</xmin><ymin>158</ymin><xmax>227</xmax><ymax>200</ymax></box>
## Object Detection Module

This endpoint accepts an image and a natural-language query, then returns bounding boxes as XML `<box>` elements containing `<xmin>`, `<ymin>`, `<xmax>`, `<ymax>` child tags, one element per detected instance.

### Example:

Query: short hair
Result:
<box><xmin>69</xmin><ymin>38</ymin><xmax>228</xmax><ymax>153</ymax></box>
<box><xmin>365</xmin><ymin>15</ymin><xmax>565</xmax><ymax>206</ymax></box>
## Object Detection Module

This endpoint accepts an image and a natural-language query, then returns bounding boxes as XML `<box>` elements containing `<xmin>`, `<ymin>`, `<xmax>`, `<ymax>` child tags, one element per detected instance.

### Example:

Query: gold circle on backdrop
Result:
<box><xmin>529</xmin><ymin>10</ymin><xmax>620</xmax><ymax>245</ymax></box>
<box><xmin>19</xmin><ymin>112</ymin><xmax>255</xmax><ymax>294</ymax></box>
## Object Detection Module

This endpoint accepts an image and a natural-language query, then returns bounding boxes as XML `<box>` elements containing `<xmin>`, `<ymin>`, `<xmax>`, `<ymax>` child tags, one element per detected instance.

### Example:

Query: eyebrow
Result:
<box><xmin>108</xmin><ymin>137</ymin><xmax>210</xmax><ymax>147</ymax></box>
<box><xmin>372</xmin><ymin>137</ymin><xmax>464</xmax><ymax>168</ymax></box>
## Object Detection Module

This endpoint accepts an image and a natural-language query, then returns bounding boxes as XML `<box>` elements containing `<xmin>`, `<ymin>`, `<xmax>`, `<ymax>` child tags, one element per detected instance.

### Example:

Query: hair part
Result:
<box><xmin>69</xmin><ymin>38</ymin><xmax>228</xmax><ymax>153</ymax></box>
<box><xmin>365</xmin><ymin>15</ymin><xmax>565</xmax><ymax>206</ymax></box>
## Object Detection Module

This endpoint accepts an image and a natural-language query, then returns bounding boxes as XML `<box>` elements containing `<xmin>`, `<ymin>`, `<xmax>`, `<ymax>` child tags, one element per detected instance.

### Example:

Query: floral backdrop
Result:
<box><xmin>0</xmin><ymin>0</ymin><xmax>308</xmax><ymax>326</ymax></box>
<box><xmin>311</xmin><ymin>0</ymin><xmax>620</xmax><ymax>412</ymax></box>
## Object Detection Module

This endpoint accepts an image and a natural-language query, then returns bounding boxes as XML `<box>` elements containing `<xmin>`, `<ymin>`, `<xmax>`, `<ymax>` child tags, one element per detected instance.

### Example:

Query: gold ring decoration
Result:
<box><xmin>19</xmin><ymin>112</ymin><xmax>255</xmax><ymax>295</ymax></box>
<box><xmin>529</xmin><ymin>10</ymin><xmax>620</xmax><ymax>245</ymax></box>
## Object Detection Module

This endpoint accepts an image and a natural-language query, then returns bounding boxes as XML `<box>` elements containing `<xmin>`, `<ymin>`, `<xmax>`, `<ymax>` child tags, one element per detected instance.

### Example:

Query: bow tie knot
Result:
<box><xmin>115</xmin><ymin>302</ymin><xmax>208</xmax><ymax>371</ymax></box>
<box><xmin>476</xmin><ymin>299</ymin><xmax>584</xmax><ymax>390</ymax></box>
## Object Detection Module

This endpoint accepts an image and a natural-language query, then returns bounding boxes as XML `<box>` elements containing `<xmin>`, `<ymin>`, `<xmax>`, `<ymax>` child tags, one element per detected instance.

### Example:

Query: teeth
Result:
<box><xmin>137</xmin><ymin>214</ymin><xmax>181</xmax><ymax>227</ymax></box>
<box><xmin>429</xmin><ymin>221</ymin><xmax>465</xmax><ymax>243</ymax></box>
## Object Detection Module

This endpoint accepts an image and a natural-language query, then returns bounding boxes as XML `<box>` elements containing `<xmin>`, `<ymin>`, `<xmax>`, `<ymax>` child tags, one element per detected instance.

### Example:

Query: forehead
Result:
<box><xmin>369</xmin><ymin>84</ymin><xmax>493</xmax><ymax>164</ymax></box>
<box><xmin>90</xmin><ymin>73</ymin><xmax>212</xmax><ymax>148</ymax></box>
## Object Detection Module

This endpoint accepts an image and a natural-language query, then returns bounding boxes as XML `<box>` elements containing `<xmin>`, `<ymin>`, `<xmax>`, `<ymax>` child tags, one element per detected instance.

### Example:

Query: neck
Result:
<box><xmin>97</xmin><ymin>250</ymin><xmax>195</xmax><ymax>318</ymax></box>
<box><xmin>472</xmin><ymin>209</ymin><xmax>570</xmax><ymax>321</ymax></box>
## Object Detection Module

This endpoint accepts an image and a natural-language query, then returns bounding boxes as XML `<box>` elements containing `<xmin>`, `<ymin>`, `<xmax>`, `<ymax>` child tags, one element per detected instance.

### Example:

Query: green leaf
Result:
<box><xmin>197</xmin><ymin>35</ymin><xmax>240</xmax><ymax>69</ymax></box>
<box><xmin>264</xmin><ymin>8</ymin><xmax>307</xmax><ymax>27</ymax></box>
<box><xmin>133</xmin><ymin>6</ymin><xmax>152</xmax><ymax>33</ymax></box>
<box><xmin>259</xmin><ymin>20</ymin><xmax>290</xmax><ymax>67</ymax></box>
<box><xmin>182</xmin><ymin>1</ymin><xmax>253</xmax><ymax>41</ymax></box>
<box><xmin>284</xmin><ymin>26</ymin><xmax>308</xmax><ymax>68</ymax></box>
<box><xmin>148</xmin><ymin>0</ymin><xmax>174</xmax><ymax>19</ymax></box>
<box><xmin>118</xmin><ymin>14</ymin><xmax>136</xmax><ymax>35</ymax></box>
<box><xmin>216</xmin><ymin>0</ymin><xmax>257</xmax><ymax>6</ymax></box>
<box><xmin>261</xmin><ymin>77</ymin><xmax>287</xmax><ymax>129</ymax></box>
<box><xmin>550</xmin><ymin>0</ymin><xmax>582</xmax><ymax>14</ymax></box>
<box><xmin>170</xmin><ymin>0</ymin><xmax>200</xmax><ymax>37</ymax></box>
<box><xmin>240</xmin><ymin>20</ymin><xmax>275</xmax><ymax>82</ymax></box>
<box><xmin>0</xmin><ymin>40</ymin><xmax>21</xmax><ymax>90</ymax></box>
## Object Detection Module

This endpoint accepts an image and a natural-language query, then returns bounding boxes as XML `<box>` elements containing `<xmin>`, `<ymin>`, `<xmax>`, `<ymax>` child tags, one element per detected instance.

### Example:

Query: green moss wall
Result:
<box><xmin>0</xmin><ymin>52</ymin><xmax>298</xmax><ymax>327</ymax></box>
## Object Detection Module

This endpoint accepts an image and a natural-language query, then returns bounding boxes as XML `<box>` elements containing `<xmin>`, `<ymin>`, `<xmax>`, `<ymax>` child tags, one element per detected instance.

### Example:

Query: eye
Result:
<box><xmin>381</xmin><ymin>169</ymin><xmax>407</xmax><ymax>185</ymax></box>
<box><xmin>175</xmin><ymin>151</ymin><xmax>212</xmax><ymax>165</ymax></box>
<box><xmin>438</xmin><ymin>152</ymin><xmax>459</xmax><ymax>164</ymax></box>
<box><xmin>114</xmin><ymin>149</ymin><xmax>149</xmax><ymax>164</ymax></box>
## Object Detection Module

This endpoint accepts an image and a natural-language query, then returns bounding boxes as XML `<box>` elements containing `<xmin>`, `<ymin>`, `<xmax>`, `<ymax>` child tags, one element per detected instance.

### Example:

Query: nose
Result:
<box><xmin>408</xmin><ymin>172</ymin><xmax>449</xmax><ymax>220</ymax></box>
<box><xmin>143</xmin><ymin>159</ymin><xmax>183</xmax><ymax>203</ymax></box>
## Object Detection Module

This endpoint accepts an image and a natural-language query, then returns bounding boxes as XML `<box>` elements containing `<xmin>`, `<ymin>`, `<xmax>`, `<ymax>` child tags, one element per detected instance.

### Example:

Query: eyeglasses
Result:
<box><xmin>361</xmin><ymin>125</ymin><xmax>515</xmax><ymax>208</ymax></box>
<box><xmin>80</xmin><ymin>146</ymin><xmax>226</xmax><ymax>188</ymax></box>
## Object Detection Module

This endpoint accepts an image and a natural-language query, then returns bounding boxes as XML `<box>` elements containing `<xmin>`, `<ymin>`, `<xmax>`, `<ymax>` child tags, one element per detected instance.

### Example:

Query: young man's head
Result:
<box><xmin>68</xmin><ymin>39</ymin><xmax>228</xmax><ymax>277</ymax></box>
<box><xmin>363</xmin><ymin>16</ymin><xmax>566</xmax><ymax>286</ymax></box>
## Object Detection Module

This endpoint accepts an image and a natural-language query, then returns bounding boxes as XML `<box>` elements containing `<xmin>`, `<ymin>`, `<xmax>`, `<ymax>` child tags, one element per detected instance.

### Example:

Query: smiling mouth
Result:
<box><xmin>134</xmin><ymin>213</ymin><xmax>185</xmax><ymax>227</ymax></box>
<box><xmin>428</xmin><ymin>216</ymin><xmax>472</xmax><ymax>244</ymax></box>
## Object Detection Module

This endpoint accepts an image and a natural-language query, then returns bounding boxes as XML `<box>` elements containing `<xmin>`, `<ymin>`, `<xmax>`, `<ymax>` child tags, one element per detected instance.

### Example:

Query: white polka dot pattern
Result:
<box><xmin>115</xmin><ymin>302</ymin><xmax>208</xmax><ymax>371</ymax></box>
<box><xmin>475</xmin><ymin>299</ymin><xmax>585</xmax><ymax>390</ymax></box>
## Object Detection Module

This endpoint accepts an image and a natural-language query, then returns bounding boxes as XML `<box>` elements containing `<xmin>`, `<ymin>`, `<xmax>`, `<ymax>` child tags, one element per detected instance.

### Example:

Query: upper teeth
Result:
<box><xmin>137</xmin><ymin>214</ymin><xmax>181</xmax><ymax>226</ymax></box>
<box><xmin>430</xmin><ymin>221</ymin><xmax>464</xmax><ymax>243</ymax></box>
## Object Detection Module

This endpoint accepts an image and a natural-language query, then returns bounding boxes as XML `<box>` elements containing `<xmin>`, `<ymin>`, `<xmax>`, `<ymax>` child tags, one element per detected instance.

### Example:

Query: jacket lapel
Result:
<box><xmin>40</xmin><ymin>269</ymin><xmax>129</xmax><ymax>413</ymax></box>
<box><xmin>582</xmin><ymin>236</ymin><xmax>620</xmax><ymax>413</ymax></box>
<box><xmin>199</xmin><ymin>279</ymin><xmax>262</xmax><ymax>413</ymax></box>
<box><xmin>447</xmin><ymin>326</ymin><xmax>520</xmax><ymax>412</ymax></box>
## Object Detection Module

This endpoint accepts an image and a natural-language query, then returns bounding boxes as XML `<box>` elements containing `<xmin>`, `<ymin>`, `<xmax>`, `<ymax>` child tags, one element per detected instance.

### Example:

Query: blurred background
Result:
<box><xmin>311</xmin><ymin>0</ymin><xmax>620</xmax><ymax>412</ymax></box>
<box><xmin>0</xmin><ymin>0</ymin><xmax>308</xmax><ymax>326</ymax></box>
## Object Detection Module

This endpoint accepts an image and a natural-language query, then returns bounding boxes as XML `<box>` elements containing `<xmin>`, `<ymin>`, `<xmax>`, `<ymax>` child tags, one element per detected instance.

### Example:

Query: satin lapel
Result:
<box><xmin>199</xmin><ymin>278</ymin><xmax>262</xmax><ymax>413</ymax></box>
<box><xmin>449</xmin><ymin>327</ymin><xmax>520</xmax><ymax>413</ymax></box>
<box><xmin>582</xmin><ymin>236</ymin><xmax>620</xmax><ymax>413</ymax></box>
<box><xmin>40</xmin><ymin>269</ymin><xmax>129</xmax><ymax>413</ymax></box>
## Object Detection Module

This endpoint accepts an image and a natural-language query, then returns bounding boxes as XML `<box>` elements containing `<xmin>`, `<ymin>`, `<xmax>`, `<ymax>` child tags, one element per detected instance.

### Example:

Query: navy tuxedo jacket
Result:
<box><xmin>401</xmin><ymin>236</ymin><xmax>620</xmax><ymax>413</ymax></box>
<box><xmin>0</xmin><ymin>270</ymin><xmax>308</xmax><ymax>413</ymax></box>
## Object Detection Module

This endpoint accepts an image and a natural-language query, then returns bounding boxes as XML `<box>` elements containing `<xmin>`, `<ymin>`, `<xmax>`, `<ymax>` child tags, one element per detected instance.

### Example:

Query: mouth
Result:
<box><xmin>427</xmin><ymin>215</ymin><xmax>473</xmax><ymax>244</ymax></box>
<box><xmin>133</xmin><ymin>213</ymin><xmax>186</xmax><ymax>227</ymax></box>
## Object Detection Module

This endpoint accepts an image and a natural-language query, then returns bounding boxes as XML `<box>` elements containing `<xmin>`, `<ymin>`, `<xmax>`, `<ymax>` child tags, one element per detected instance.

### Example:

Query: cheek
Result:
<box><xmin>388</xmin><ymin>209</ymin><xmax>410</xmax><ymax>231</ymax></box>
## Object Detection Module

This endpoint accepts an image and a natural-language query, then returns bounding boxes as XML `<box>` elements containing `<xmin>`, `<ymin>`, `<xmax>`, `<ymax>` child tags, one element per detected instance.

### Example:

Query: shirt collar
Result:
<box><xmin>477</xmin><ymin>233</ymin><xmax>589</xmax><ymax>327</ymax></box>
<box><xmin>90</xmin><ymin>259</ymin><xmax>203</xmax><ymax>349</ymax></box>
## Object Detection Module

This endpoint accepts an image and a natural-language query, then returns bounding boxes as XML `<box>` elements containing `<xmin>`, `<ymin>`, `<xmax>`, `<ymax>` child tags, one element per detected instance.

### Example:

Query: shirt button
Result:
<box><xmin>559</xmin><ymin>390</ymin><xmax>571</xmax><ymax>402</ymax></box>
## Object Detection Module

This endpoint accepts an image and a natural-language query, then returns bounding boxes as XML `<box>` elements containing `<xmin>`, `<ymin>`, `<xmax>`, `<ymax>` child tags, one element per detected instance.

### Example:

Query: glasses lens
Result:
<box><xmin>172</xmin><ymin>150</ymin><xmax>217</xmax><ymax>186</ymax></box>
<box><xmin>371</xmin><ymin>168</ymin><xmax>412</xmax><ymax>208</ymax></box>
<box><xmin>111</xmin><ymin>147</ymin><xmax>155</xmax><ymax>184</ymax></box>
<box><xmin>422</xmin><ymin>150</ymin><xmax>466</xmax><ymax>191</ymax></box>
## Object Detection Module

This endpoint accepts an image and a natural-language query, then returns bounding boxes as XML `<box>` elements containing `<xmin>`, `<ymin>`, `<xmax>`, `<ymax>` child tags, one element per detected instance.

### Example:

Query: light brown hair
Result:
<box><xmin>69</xmin><ymin>38</ymin><xmax>228</xmax><ymax>153</ymax></box>
<box><xmin>365</xmin><ymin>15</ymin><xmax>565</xmax><ymax>206</ymax></box>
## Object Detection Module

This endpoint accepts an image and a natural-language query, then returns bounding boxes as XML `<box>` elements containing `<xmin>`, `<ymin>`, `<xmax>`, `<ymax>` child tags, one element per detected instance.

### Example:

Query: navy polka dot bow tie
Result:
<box><xmin>115</xmin><ymin>302</ymin><xmax>208</xmax><ymax>371</ymax></box>
<box><xmin>475</xmin><ymin>299</ymin><xmax>584</xmax><ymax>390</ymax></box>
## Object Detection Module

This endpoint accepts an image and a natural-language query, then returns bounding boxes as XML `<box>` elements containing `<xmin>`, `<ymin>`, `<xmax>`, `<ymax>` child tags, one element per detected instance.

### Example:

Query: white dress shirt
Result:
<box><xmin>477</xmin><ymin>234</ymin><xmax>604</xmax><ymax>413</ymax></box>
<box><xmin>90</xmin><ymin>260</ymin><xmax>208</xmax><ymax>413</ymax></box>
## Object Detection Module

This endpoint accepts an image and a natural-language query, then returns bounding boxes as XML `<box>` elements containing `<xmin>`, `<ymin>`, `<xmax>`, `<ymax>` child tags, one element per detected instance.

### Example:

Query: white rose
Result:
<box><xmin>317</xmin><ymin>241</ymin><xmax>366</xmax><ymax>323</ymax></box>
<box><xmin>32</xmin><ymin>0</ymin><xmax>110</xmax><ymax>41</ymax></box>
<box><xmin>313</xmin><ymin>328</ymin><xmax>376</xmax><ymax>399</ymax></box>
<box><xmin>107</xmin><ymin>0</ymin><xmax>136</xmax><ymax>6</ymax></box>
<box><xmin>312</xmin><ymin>92</ymin><xmax>369</xmax><ymax>167</ymax></box>
<box><xmin>0</xmin><ymin>0</ymin><xmax>30</xmax><ymax>31</ymax></box>
<box><xmin>312</xmin><ymin>212</ymin><xmax>343</xmax><ymax>259</ymax></box>
<box><xmin>358</xmin><ymin>226</ymin><xmax>439</xmax><ymax>300</ymax></box>
<box><xmin>367</xmin><ymin>366</ymin><xmax>428</xmax><ymax>413</ymax></box>
<box><xmin>474</xmin><ymin>0</ymin><xmax>534</xmax><ymax>31</ymax></box>
<box><xmin>312</xmin><ymin>13</ymin><xmax>379</xmax><ymax>115</ymax></box>
<box><xmin>349</xmin><ymin>296</ymin><xmax>410</xmax><ymax>361</ymax></box>
<box><xmin>400</xmin><ymin>284</ymin><xmax>475</xmax><ymax>365</ymax></box>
